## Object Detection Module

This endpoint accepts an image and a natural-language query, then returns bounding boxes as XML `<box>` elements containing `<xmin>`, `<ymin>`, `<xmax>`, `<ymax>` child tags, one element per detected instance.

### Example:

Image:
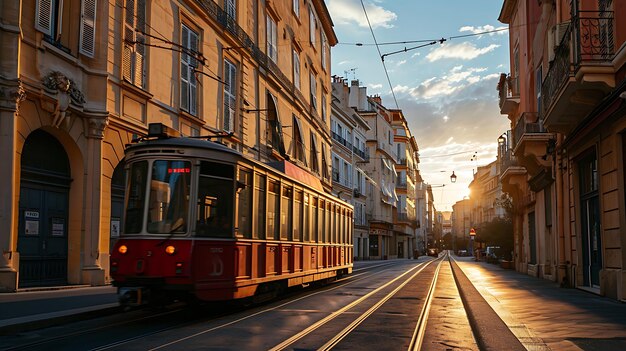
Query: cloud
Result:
<box><xmin>459</xmin><ymin>25</ymin><xmax>508</xmax><ymax>36</ymax></box>
<box><xmin>397</xmin><ymin>60</ymin><xmax>407</xmax><ymax>66</ymax></box>
<box><xmin>392</xmin><ymin>67</ymin><xmax>493</xmax><ymax>100</ymax></box>
<box><xmin>327</xmin><ymin>0</ymin><xmax>397</xmax><ymax>29</ymax></box>
<box><xmin>368</xmin><ymin>83</ymin><xmax>383</xmax><ymax>89</ymax></box>
<box><xmin>426</xmin><ymin>42</ymin><xmax>500</xmax><ymax>62</ymax></box>
<box><xmin>337</xmin><ymin>60</ymin><xmax>352</xmax><ymax>66</ymax></box>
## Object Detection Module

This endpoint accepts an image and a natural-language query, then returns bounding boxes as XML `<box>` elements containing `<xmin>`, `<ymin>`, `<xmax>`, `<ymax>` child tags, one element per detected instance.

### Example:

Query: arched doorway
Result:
<box><xmin>110</xmin><ymin>162</ymin><xmax>125</xmax><ymax>252</ymax></box>
<box><xmin>18</xmin><ymin>130</ymin><xmax>71</xmax><ymax>287</ymax></box>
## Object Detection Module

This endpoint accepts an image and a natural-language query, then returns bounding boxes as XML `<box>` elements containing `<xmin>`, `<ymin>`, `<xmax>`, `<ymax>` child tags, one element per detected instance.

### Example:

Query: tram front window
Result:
<box><xmin>146</xmin><ymin>160</ymin><xmax>191</xmax><ymax>234</ymax></box>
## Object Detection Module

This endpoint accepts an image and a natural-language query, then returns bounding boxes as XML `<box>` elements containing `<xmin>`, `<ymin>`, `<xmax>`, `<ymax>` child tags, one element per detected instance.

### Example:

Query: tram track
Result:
<box><xmin>0</xmin><ymin>260</ymin><xmax>410</xmax><ymax>351</ymax></box>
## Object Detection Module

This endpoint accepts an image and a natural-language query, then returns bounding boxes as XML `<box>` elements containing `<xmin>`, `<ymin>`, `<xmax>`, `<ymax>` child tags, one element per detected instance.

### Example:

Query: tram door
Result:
<box><xmin>110</xmin><ymin>163</ymin><xmax>126</xmax><ymax>252</ymax></box>
<box><xmin>17</xmin><ymin>130</ymin><xmax>70</xmax><ymax>287</ymax></box>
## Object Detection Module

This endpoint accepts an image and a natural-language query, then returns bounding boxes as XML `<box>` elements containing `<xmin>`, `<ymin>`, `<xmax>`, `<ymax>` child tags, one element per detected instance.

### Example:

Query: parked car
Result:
<box><xmin>457</xmin><ymin>249</ymin><xmax>468</xmax><ymax>256</ymax></box>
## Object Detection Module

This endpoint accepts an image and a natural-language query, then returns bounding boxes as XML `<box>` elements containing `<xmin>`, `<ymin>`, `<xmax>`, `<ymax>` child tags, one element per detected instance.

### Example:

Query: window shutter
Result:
<box><xmin>133</xmin><ymin>52</ymin><xmax>143</xmax><ymax>86</ymax></box>
<box><xmin>79</xmin><ymin>0</ymin><xmax>97</xmax><ymax>58</ymax></box>
<box><xmin>122</xmin><ymin>45</ymin><xmax>133</xmax><ymax>81</ymax></box>
<box><xmin>35</xmin><ymin>0</ymin><xmax>53</xmax><ymax>36</ymax></box>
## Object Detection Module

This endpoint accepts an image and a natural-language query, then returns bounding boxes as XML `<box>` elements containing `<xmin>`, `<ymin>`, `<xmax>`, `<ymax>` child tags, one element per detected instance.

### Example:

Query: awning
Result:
<box><xmin>267</xmin><ymin>160</ymin><xmax>324</xmax><ymax>192</ymax></box>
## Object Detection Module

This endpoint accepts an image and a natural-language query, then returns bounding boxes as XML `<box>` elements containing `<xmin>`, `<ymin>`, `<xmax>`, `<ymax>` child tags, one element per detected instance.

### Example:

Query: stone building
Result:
<box><xmin>498</xmin><ymin>0</ymin><xmax>626</xmax><ymax>299</ymax></box>
<box><xmin>0</xmin><ymin>0</ymin><xmax>336</xmax><ymax>291</ymax></box>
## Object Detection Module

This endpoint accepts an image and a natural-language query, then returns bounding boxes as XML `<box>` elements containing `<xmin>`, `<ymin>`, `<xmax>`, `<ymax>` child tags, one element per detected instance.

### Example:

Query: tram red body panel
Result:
<box><xmin>111</xmin><ymin>239</ymin><xmax>194</xmax><ymax>286</ymax></box>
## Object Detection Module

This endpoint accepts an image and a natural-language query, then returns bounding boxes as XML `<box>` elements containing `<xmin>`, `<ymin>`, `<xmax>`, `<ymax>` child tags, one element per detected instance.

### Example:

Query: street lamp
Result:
<box><xmin>498</xmin><ymin>132</ymin><xmax>507</xmax><ymax>144</ymax></box>
<box><xmin>450</xmin><ymin>171</ymin><xmax>457</xmax><ymax>183</ymax></box>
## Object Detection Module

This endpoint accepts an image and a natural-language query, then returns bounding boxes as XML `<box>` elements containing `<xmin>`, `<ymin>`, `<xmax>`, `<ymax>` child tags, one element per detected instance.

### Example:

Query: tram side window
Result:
<box><xmin>267</xmin><ymin>180</ymin><xmax>280</xmax><ymax>240</ymax></box>
<box><xmin>325</xmin><ymin>203</ymin><xmax>331</xmax><ymax>243</ymax></box>
<box><xmin>195</xmin><ymin>162</ymin><xmax>234</xmax><ymax>238</ymax></box>
<box><xmin>253</xmin><ymin>174</ymin><xmax>266</xmax><ymax>239</ymax></box>
<box><xmin>237</xmin><ymin>168</ymin><xmax>252</xmax><ymax>238</ymax></box>
<box><xmin>303</xmin><ymin>193</ymin><xmax>310</xmax><ymax>242</ymax></box>
<box><xmin>294</xmin><ymin>190</ymin><xmax>303</xmax><ymax>241</ymax></box>
<box><xmin>147</xmin><ymin>160</ymin><xmax>191</xmax><ymax>234</ymax></box>
<box><xmin>310</xmin><ymin>197</ymin><xmax>318</xmax><ymax>242</ymax></box>
<box><xmin>124</xmin><ymin>161</ymin><xmax>148</xmax><ymax>234</ymax></box>
<box><xmin>318</xmin><ymin>199</ymin><xmax>325</xmax><ymax>243</ymax></box>
<box><xmin>280</xmin><ymin>185</ymin><xmax>293</xmax><ymax>240</ymax></box>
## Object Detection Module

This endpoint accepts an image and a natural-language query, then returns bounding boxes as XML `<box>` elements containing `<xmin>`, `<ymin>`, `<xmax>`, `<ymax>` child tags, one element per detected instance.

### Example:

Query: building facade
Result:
<box><xmin>331</xmin><ymin>76</ymin><xmax>370</xmax><ymax>260</ymax></box>
<box><xmin>498</xmin><ymin>0</ymin><xmax>626</xmax><ymax>300</ymax></box>
<box><xmin>0</xmin><ymin>0</ymin><xmax>337</xmax><ymax>291</ymax></box>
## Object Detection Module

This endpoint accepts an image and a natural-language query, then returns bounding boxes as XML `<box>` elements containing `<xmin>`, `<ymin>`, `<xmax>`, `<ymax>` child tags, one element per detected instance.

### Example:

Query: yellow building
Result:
<box><xmin>0</xmin><ymin>0</ymin><xmax>336</xmax><ymax>291</ymax></box>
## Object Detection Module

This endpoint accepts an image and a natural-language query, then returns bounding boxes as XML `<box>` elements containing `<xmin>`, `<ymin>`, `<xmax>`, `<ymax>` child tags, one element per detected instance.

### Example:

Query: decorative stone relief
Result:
<box><xmin>42</xmin><ymin>71</ymin><xmax>86</xmax><ymax>128</ymax></box>
<box><xmin>85</xmin><ymin>116</ymin><xmax>109</xmax><ymax>139</ymax></box>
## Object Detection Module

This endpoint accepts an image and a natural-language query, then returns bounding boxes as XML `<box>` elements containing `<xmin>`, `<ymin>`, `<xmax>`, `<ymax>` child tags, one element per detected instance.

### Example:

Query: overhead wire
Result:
<box><xmin>359</xmin><ymin>0</ymin><xmax>399</xmax><ymax>110</ymax></box>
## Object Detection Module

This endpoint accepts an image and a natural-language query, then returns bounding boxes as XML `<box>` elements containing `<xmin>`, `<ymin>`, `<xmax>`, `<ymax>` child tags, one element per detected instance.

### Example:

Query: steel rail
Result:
<box><xmin>268</xmin><ymin>260</ymin><xmax>433</xmax><ymax>351</ymax></box>
<box><xmin>408</xmin><ymin>253</ymin><xmax>445</xmax><ymax>351</ymax></box>
<box><xmin>316</xmin><ymin>258</ymin><xmax>442</xmax><ymax>351</ymax></box>
<box><xmin>145</xmin><ymin>261</ymin><xmax>415</xmax><ymax>351</ymax></box>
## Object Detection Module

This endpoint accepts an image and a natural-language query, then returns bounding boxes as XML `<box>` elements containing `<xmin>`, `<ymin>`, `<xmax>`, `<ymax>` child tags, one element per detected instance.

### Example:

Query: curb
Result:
<box><xmin>0</xmin><ymin>304</ymin><xmax>121</xmax><ymax>335</ymax></box>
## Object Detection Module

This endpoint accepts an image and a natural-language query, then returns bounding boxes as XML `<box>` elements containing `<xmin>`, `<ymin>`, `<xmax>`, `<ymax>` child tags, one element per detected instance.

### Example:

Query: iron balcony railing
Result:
<box><xmin>541</xmin><ymin>11</ymin><xmax>615</xmax><ymax>118</ymax></box>
<box><xmin>332</xmin><ymin>132</ymin><xmax>352</xmax><ymax>150</ymax></box>
<box><xmin>500</xmin><ymin>149</ymin><xmax>519</xmax><ymax>175</ymax></box>
<box><xmin>513</xmin><ymin>112</ymin><xmax>546</xmax><ymax>149</ymax></box>
<box><xmin>498</xmin><ymin>75</ymin><xmax>520</xmax><ymax>109</ymax></box>
<box><xmin>353</xmin><ymin>145</ymin><xmax>369</xmax><ymax>160</ymax></box>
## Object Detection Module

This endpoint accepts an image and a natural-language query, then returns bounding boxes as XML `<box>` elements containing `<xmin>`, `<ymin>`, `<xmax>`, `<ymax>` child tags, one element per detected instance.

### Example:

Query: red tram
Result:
<box><xmin>110</xmin><ymin>124</ymin><xmax>353</xmax><ymax>304</ymax></box>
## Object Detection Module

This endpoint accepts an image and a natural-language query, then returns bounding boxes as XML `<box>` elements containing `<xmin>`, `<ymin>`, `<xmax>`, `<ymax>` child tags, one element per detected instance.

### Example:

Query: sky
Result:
<box><xmin>326</xmin><ymin>0</ymin><xmax>511</xmax><ymax>211</ymax></box>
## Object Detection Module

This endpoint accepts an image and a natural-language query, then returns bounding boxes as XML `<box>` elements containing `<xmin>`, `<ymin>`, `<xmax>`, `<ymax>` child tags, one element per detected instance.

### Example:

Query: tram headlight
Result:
<box><xmin>118</xmin><ymin>245</ymin><xmax>128</xmax><ymax>255</ymax></box>
<box><xmin>165</xmin><ymin>245</ymin><xmax>176</xmax><ymax>255</ymax></box>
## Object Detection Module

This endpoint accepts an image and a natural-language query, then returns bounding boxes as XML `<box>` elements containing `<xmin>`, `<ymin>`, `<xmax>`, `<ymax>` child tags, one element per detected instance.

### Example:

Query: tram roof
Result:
<box><xmin>126</xmin><ymin>137</ymin><xmax>243</xmax><ymax>156</ymax></box>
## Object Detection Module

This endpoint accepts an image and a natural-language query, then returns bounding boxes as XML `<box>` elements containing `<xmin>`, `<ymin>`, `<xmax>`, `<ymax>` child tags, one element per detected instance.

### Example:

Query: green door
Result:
<box><xmin>18</xmin><ymin>130</ymin><xmax>71</xmax><ymax>288</ymax></box>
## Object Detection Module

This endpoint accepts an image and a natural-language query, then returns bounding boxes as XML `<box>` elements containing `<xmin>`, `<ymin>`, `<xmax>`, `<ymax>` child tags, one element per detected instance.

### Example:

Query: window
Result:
<box><xmin>267</xmin><ymin>180</ymin><xmax>280</xmax><ymax>239</ymax></box>
<box><xmin>310</xmin><ymin>72</ymin><xmax>317</xmax><ymax>109</ymax></box>
<box><xmin>122</xmin><ymin>0</ymin><xmax>146</xmax><ymax>86</ymax></box>
<box><xmin>35</xmin><ymin>0</ymin><xmax>98</xmax><ymax>57</ymax></box>
<box><xmin>281</xmin><ymin>185</ymin><xmax>292</xmax><ymax>240</ymax></box>
<box><xmin>309</xmin><ymin>7</ymin><xmax>316</xmax><ymax>47</ymax></box>
<box><xmin>321</xmin><ymin>94</ymin><xmax>327</xmax><ymax>121</ymax></box>
<box><xmin>225</xmin><ymin>0</ymin><xmax>236</xmax><ymax>19</ymax></box>
<box><xmin>310</xmin><ymin>133</ymin><xmax>319</xmax><ymax>174</ymax></box>
<box><xmin>196</xmin><ymin>162</ymin><xmax>235</xmax><ymax>238</ymax></box>
<box><xmin>267</xmin><ymin>15</ymin><xmax>277</xmax><ymax>62</ymax></box>
<box><xmin>536</xmin><ymin>64</ymin><xmax>542</xmax><ymax>116</ymax></box>
<box><xmin>321</xmin><ymin>33</ymin><xmax>328</xmax><ymax>70</ymax></box>
<box><xmin>293</xmin><ymin>0</ymin><xmax>299</xmax><ymax>17</ymax></box>
<box><xmin>124</xmin><ymin>161</ymin><xmax>148</xmax><ymax>234</ymax></box>
<box><xmin>181</xmin><ymin>24</ymin><xmax>199</xmax><ymax>115</ymax></box>
<box><xmin>148</xmin><ymin>160</ymin><xmax>192</xmax><ymax>234</ymax></box>
<box><xmin>293</xmin><ymin>116</ymin><xmax>307</xmax><ymax>165</ymax></box>
<box><xmin>293</xmin><ymin>50</ymin><xmax>300</xmax><ymax>89</ymax></box>
<box><xmin>223</xmin><ymin>59</ymin><xmax>237</xmax><ymax>131</ymax></box>
<box><xmin>253</xmin><ymin>174</ymin><xmax>266</xmax><ymax>239</ymax></box>
<box><xmin>237</xmin><ymin>168</ymin><xmax>252</xmax><ymax>238</ymax></box>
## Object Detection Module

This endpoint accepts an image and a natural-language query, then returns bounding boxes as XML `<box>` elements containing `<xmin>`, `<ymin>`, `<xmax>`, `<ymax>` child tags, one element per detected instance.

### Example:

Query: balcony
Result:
<box><xmin>352</xmin><ymin>145</ymin><xmax>369</xmax><ymax>160</ymax></box>
<box><xmin>332</xmin><ymin>132</ymin><xmax>352</xmax><ymax>151</ymax></box>
<box><xmin>541</xmin><ymin>12</ymin><xmax>615</xmax><ymax>134</ymax></box>
<box><xmin>512</xmin><ymin>112</ymin><xmax>554</xmax><ymax>178</ymax></box>
<box><xmin>499</xmin><ymin>150</ymin><xmax>527</xmax><ymax>197</ymax></box>
<box><xmin>497</xmin><ymin>74</ymin><xmax>520</xmax><ymax>115</ymax></box>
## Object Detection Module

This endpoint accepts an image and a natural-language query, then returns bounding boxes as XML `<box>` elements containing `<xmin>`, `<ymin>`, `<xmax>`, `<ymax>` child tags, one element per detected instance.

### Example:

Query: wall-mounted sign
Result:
<box><xmin>24</xmin><ymin>210</ymin><xmax>40</xmax><ymax>235</ymax></box>
<box><xmin>111</xmin><ymin>219</ymin><xmax>120</xmax><ymax>238</ymax></box>
<box><xmin>469</xmin><ymin>228</ymin><xmax>476</xmax><ymax>237</ymax></box>
<box><xmin>51</xmin><ymin>218</ymin><xmax>65</xmax><ymax>237</ymax></box>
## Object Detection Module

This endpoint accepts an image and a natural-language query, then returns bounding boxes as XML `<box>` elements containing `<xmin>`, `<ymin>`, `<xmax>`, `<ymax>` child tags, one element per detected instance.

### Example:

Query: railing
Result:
<box><xmin>396</xmin><ymin>176</ymin><xmax>407</xmax><ymax>187</ymax></box>
<box><xmin>541</xmin><ymin>12</ymin><xmax>614</xmax><ymax>118</ymax></box>
<box><xmin>500</xmin><ymin>150</ymin><xmax>519</xmax><ymax>175</ymax></box>
<box><xmin>498</xmin><ymin>74</ymin><xmax>519</xmax><ymax>109</ymax></box>
<box><xmin>195</xmin><ymin>0</ymin><xmax>319</xmax><ymax>123</ymax></box>
<box><xmin>332</xmin><ymin>170</ymin><xmax>340</xmax><ymax>182</ymax></box>
<box><xmin>398</xmin><ymin>158</ymin><xmax>407</xmax><ymax>165</ymax></box>
<box><xmin>332</xmin><ymin>132</ymin><xmax>352</xmax><ymax>150</ymax></box>
<box><xmin>513</xmin><ymin>112</ymin><xmax>546</xmax><ymax>149</ymax></box>
<box><xmin>353</xmin><ymin>145</ymin><xmax>369</xmax><ymax>160</ymax></box>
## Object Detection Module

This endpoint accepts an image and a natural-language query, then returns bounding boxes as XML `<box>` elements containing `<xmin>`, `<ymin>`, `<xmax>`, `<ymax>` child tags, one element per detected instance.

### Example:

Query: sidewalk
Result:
<box><xmin>0</xmin><ymin>285</ymin><xmax>119</xmax><ymax>334</ymax></box>
<box><xmin>454</xmin><ymin>256</ymin><xmax>626</xmax><ymax>351</ymax></box>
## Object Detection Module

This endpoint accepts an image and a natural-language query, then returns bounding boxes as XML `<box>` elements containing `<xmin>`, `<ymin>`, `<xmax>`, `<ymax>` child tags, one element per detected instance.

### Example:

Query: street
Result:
<box><xmin>3</xmin><ymin>254</ymin><xmax>626</xmax><ymax>350</ymax></box>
